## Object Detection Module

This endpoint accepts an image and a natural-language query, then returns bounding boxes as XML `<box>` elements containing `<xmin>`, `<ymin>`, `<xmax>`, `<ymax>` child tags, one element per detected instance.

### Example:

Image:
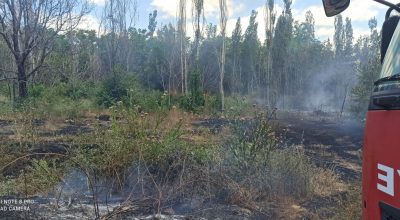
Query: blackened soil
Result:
<box><xmin>192</xmin><ymin>118</ymin><xmax>231</xmax><ymax>134</ymax></box>
<box><xmin>0</xmin><ymin>119</ymin><xmax>93</xmax><ymax>137</ymax></box>
<box><xmin>39</xmin><ymin>123</ymin><xmax>93</xmax><ymax>136</ymax></box>
<box><xmin>276</xmin><ymin>112</ymin><xmax>364</xmax><ymax>181</ymax></box>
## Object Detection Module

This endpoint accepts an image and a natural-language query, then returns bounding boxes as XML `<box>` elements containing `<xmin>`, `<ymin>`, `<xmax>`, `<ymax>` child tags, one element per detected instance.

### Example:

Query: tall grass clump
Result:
<box><xmin>225</xmin><ymin>112</ymin><xmax>341</xmax><ymax>201</ymax></box>
<box><xmin>332</xmin><ymin>182</ymin><xmax>362</xmax><ymax>220</ymax></box>
<box><xmin>71</xmin><ymin>102</ymin><xmax>215</xmax><ymax>191</ymax></box>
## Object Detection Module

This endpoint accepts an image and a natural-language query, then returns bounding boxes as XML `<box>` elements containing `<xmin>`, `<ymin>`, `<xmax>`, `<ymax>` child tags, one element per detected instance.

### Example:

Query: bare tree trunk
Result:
<box><xmin>220</xmin><ymin>36</ymin><xmax>226</xmax><ymax>111</ymax></box>
<box><xmin>232</xmin><ymin>53</ymin><xmax>237</xmax><ymax>93</ymax></box>
<box><xmin>340</xmin><ymin>84</ymin><xmax>349</xmax><ymax>117</ymax></box>
<box><xmin>178</xmin><ymin>0</ymin><xmax>187</xmax><ymax>94</ymax></box>
<box><xmin>219</xmin><ymin>0</ymin><xmax>228</xmax><ymax>111</ymax></box>
<box><xmin>264</xmin><ymin>0</ymin><xmax>276</xmax><ymax>106</ymax></box>
<box><xmin>185</xmin><ymin>48</ymin><xmax>188</xmax><ymax>94</ymax></box>
<box><xmin>17</xmin><ymin>63</ymin><xmax>28</xmax><ymax>98</ymax></box>
<box><xmin>169</xmin><ymin>62</ymin><xmax>173</xmax><ymax>94</ymax></box>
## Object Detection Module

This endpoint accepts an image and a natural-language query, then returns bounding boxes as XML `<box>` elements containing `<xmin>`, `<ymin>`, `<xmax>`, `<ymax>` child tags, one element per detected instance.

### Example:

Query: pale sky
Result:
<box><xmin>81</xmin><ymin>0</ymin><xmax>395</xmax><ymax>41</ymax></box>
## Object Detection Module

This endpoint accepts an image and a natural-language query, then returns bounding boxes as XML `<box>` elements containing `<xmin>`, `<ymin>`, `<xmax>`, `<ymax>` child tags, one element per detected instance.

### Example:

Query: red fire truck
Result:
<box><xmin>323</xmin><ymin>0</ymin><xmax>400</xmax><ymax>219</ymax></box>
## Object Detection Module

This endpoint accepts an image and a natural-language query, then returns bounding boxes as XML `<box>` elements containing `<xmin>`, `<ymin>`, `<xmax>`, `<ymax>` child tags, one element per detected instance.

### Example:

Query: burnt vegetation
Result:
<box><xmin>0</xmin><ymin>0</ymin><xmax>373</xmax><ymax>219</ymax></box>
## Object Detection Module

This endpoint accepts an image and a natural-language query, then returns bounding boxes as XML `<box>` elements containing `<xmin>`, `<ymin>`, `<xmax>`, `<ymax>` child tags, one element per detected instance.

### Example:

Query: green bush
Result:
<box><xmin>65</xmin><ymin>81</ymin><xmax>99</xmax><ymax>100</ymax></box>
<box><xmin>229</xmin><ymin>113</ymin><xmax>277</xmax><ymax>171</ymax></box>
<box><xmin>224</xmin><ymin>96</ymin><xmax>251</xmax><ymax>118</ymax></box>
<box><xmin>136</xmin><ymin>90</ymin><xmax>168</xmax><ymax>112</ymax></box>
<box><xmin>179</xmin><ymin>70</ymin><xmax>205</xmax><ymax>112</ymax></box>
<box><xmin>29</xmin><ymin>84</ymin><xmax>46</xmax><ymax>98</ymax></box>
<box><xmin>71</xmin><ymin>106</ymin><xmax>214</xmax><ymax>187</ymax></box>
<box><xmin>97</xmin><ymin>69</ymin><xmax>140</xmax><ymax>107</ymax></box>
<box><xmin>10</xmin><ymin>82</ymin><xmax>100</xmax><ymax>118</ymax></box>
<box><xmin>27</xmin><ymin>82</ymin><xmax>100</xmax><ymax>102</ymax></box>
<box><xmin>190</xmin><ymin>70</ymin><xmax>204</xmax><ymax>108</ymax></box>
<box><xmin>204</xmin><ymin>94</ymin><xmax>219</xmax><ymax>112</ymax></box>
<box><xmin>227</xmin><ymin>114</ymin><xmax>340</xmax><ymax>199</ymax></box>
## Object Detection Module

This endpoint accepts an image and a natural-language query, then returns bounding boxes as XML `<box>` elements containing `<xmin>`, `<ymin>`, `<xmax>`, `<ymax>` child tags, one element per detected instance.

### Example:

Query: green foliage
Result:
<box><xmin>179</xmin><ymin>70</ymin><xmax>205</xmax><ymax>112</ymax></box>
<box><xmin>271</xmin><ymin>6</ymin><xmax>293</xmax><ymax>106</ymax></box>
<box><xmin>72</xmin><ymin>105</ymin><xmax>214</xmax><ymax>184</ymax></box>
<box><xmin>203</xmin><ymin>94</ymin><xmax>220</xmax><ymax>115</ymax></box>
<box><xmin>224</xmin><ymin>96</ymin><xmax>251</xmax><ymax>117</ymax></box>
<box><xmin>226</xmin><ymin>112</ymin><xmax>340</xmax><ymax>199</ymax></box>
<box><xmin>351</xmin><ymin>18</ymin><xmax>381</xmax><ymax>118</ymax></box>
<box><xmin>29</xmin><ymin>82</ymin><xmax>99</xmax><ymax>100</ymax></box>
<box><xmin>29</xmin><ymin>84</ymin><xmax>46</xmax><ymax>98</ymax></box>
<box><xmin>240</xmin><ymin>10</ymin><xmax>260</xmax><ymax>93</ymax></box>
<box><xmin>334</xmin><ymin>15</ymin><xmax>345</xmax><ymax>57</ymax></box>
<box><xmin>138</xmin><ymin>90</ymin><xmax>169</xmax><ymax>112</ymax></box>
<box><xmin>97</xmin><ymin>68</ymin><xmax>140</xmax><ymax>107</ymax></box>
<box><xmin>5</xmin><ymin>82</ymin><xmax>100</xmax><ymax>118</ymax></box>
<box><xmin>0</xmin><ymin>159</ymin><xmax>61</xmax><ymax>196</ymax></box>
<box><xmin>98</xmin><ymin>71</ymin><xmax>170</xmax><ymax>112</ymax></box>
<box><xmin>190</xmin><ymin>70</ymin><xmax>205</xmax><ymax>108</ymax></box>
<box><xmin>229</xmin><ymin>113</ymin><xmax>277</xmax><ymax>171</ymax></box>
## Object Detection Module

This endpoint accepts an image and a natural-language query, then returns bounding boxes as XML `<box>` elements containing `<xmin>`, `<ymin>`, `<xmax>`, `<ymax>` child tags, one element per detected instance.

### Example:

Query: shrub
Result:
<box><xmin>229</xmin><ymin>113</ymin><xmax>277</xmax><ymax>171</ymax></box>
<box><xmin>137</xmin><ymin>90</ymin><xmax>169</xmax><ymax>112</ymax></box>
<box><xmin>27</xmin><ymin>82</ymin><xmax>100</xmax><ymax>102</ymax></box>
<box><xmin>98</xmin><ymin>76</ymin><xmax>169</xmax><ymax>112</ymax></box>
<box><xmin>189</xmin><ymin>70</ymin><xmax>205</xmax><ymax>109</ymax></box>
<box><xmin>29</xmin><ymin>84</ymin><xmax>46</xmax><ymax>98</ymax></box>
<box><xmin>203</xmin><ymin>94</ymin><xmax>219</xmax><ymax>114</ymax></box>
<box><xmin>11</xmin><ymin>82</ymin><xmax>100</xmax><ymax>119</ymax></box>
<box><xmin>224</xmin><ymin>96</ymin><xmax>252</xmax><ymax>118</ymax></box>
<box><xmin>179</xmin><ymin>70</ymin><xmax>205</xmax><ymax>112</ymax></box>
<box><xmin>227</xmin><ymin>113</ymin><xmax>341</xmax><ymax>200</ymax></box>
<box><xmin>65</xmin><ymin>81</ymin><xmax>99</xmax><ymax>100</ymax></box>
<box><xmin>97</xmin><ymin>68</ymin><xmax>140</xmax><ymax>107</ymax></box>
<box><xmin>71</xmin><ymin>105</ymin><xmax>214</xmax><ymax>191</ymax></box>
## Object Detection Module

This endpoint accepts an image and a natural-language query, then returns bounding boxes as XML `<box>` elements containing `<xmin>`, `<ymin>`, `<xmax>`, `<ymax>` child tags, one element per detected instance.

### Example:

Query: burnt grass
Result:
<box><xmin>194</xmin><ymin>113</ymin><xmax>364</xmax><ymax>181</ymax></box>
<box><xmin>194</xmin><ymin>111</ymin><xmax>364</xmax><ymax>219</ymax></box>
<box><xmin>0</xmin><ymin>111</ymin><xmax>364</xmax><ymax>219</ymax></box>
<box><xmin>276</xmin><ymin>112</ymin><xmax>364</xmax><ymax>181</ymax></box>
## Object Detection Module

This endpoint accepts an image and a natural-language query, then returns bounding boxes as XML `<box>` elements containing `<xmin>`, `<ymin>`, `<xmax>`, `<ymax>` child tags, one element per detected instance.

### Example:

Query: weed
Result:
<box><xmin>0</xmin><ymin>159</ymin><xmax>63</xmax><ymax>197</ymax></box>
<box><xmin>229</xmin><ymin>113</ymin><xmax>277</xmax><ymax>171</ymax></box>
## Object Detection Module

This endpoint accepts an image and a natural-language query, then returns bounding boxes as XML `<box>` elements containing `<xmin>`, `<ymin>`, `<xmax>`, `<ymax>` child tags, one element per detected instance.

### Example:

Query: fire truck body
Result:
<box><xmin>322</xmin><ymin>0</ymin><xmax>400</xmax><ymax>218</ymax></box>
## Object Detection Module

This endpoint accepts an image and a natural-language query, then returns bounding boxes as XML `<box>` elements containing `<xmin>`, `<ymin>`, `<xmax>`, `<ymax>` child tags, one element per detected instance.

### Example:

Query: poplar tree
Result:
<box><xmin>264</xmin><ymin>0</ymin><xmax>276</xmax><ymax>104</ymax></box>
<box><xmin>178</xmin><ymin>0</ymin><xmax>188</xmax><ymax>94</ymax></box>
<box><xmin>231</xmin><ymin>18</ymin><xmax>242</xmax><ymax>93</ymax></box>
<box><xmin>271</xmin><ymin>0</ymin><xmax>292</xmax><ymax>108</ymax></box>
<box><xmin>334</xmin><ymin>15</ymin><xmax>345</xmax><ymax>58</ymax></box>
<box><xmin>241</xmin><ymin>10</ymin><xmax>258</xmax><ymax>94</ymax></box>
<box><xmin>192</xmin><ymin>0</ymin><xmax>204</xmax><ymax>67</ymax></box>
<box><xmin>219</xmin><ymin>0</ymin><xmax>228</xmax><ymax>111</ymax></box>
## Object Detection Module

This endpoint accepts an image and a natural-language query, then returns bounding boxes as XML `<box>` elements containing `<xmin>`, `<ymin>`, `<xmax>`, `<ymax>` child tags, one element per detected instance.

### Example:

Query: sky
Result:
<box><xmin>81</xmin><ymin>0</ymin><xmax>396</xmax><ymax>41</ymax></box>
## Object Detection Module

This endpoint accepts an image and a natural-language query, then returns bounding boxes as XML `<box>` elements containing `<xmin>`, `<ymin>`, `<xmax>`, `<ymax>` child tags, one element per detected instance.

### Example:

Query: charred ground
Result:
<box><xmin>0</xmin><ymin>105</ymin><xmax>363</xmax><ymax>220</ymax></box>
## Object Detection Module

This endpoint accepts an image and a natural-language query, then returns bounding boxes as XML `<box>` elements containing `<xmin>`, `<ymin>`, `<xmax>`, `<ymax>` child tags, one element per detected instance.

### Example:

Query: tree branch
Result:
<box><xmin>0</xmin><ymin>77</ymin><xmax>16</xmax><ymax>82</ymax></box>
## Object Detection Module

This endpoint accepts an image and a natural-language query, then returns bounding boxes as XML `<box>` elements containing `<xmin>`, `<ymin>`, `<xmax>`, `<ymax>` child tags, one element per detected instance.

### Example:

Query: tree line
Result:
<box><xmin>0</xmin><ymin>0</ymin><xmax>382</xmax><ymax>115</ymax></box>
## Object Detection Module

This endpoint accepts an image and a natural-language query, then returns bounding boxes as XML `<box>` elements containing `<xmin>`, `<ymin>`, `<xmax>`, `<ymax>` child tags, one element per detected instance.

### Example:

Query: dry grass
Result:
<box><xmin>331</xmin><ymin>183</ymin><xmax>362</xmax><ymax>220</ymax></box>
<box><xmin>0</xmin><ymin>104</ymin><xmax>354</xmax><ymax>219</ymax></box>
